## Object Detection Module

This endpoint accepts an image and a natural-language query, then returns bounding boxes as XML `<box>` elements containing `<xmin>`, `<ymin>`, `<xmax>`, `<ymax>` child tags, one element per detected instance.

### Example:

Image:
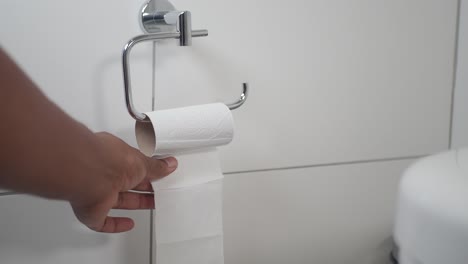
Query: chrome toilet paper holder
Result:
<box><xmin>122</xmin><ymin>0</ymin><xmax>249</xmax><ymax>122</ymax></box>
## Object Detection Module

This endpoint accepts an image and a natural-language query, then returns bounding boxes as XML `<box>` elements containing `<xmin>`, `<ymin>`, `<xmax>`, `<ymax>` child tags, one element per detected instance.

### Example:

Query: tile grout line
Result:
<box><xmin>0</xmin><ymin>155</ymin><xmax>427</xmax><ymax>197</ymax></box>
<box><xmin>149</xmin><ymin>40</ymin><xmax>157</xmax><ymax>264</ymax></box>
<box><xmin>449</xmin><ymin>0</ymin><xmax>462</xmax><ymax>149</ymax></box>
<box><xmin>223</xmin><ymin>154</ymin><xmax>426</xmax><ymax>175</ymax></box>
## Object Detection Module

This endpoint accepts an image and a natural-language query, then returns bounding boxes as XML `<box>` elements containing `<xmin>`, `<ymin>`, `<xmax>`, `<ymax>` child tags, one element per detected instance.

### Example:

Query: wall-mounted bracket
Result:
<box><xmin>140</xmin><ymin>0</ymin><xmax>201</xmax><ymax>46</ymax></box>
<box><xmin>122</xmin><ymin>0</ymin><xmax>249</xmax><ymax>122</ymax></box>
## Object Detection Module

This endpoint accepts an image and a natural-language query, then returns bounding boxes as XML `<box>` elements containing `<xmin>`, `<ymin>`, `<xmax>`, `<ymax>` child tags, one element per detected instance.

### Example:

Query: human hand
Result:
<box><xmin>0</xmin><ymin>49</ymin><xmax>177</xmax><ymax>233</ymax></box>
<box><xmin>70</xmin><ymin>132</ymin><xmax>177</xmax><ymax>233</ymax></box>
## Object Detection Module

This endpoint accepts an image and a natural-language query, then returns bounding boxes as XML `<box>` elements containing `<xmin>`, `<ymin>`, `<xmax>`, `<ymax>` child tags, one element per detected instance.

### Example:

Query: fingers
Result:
<box><xmin>113</xmin><ymin>192</ymin><xmax>155</xmax><ymax>210</ymax></box>
<box><xmin>144</xmin><ymin>156</ymin><xmax>178</xmax><ymax>181</ymax></box>
<box><xmin>98</xmin><ymin>217</ymin><xmax>135</xmax><ymax>233</ymax></box>
<box><xmin>131</xmin><ymin>180</ymin><xmax>153</xmax><ymax>192</ymax></box>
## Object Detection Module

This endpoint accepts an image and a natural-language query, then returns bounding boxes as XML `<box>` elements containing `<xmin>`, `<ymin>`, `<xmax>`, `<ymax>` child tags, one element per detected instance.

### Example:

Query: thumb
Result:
<box><xmin>144</xmin><ymin>156</ymin><xmax>178</xmax><ymax>181</ymax></box>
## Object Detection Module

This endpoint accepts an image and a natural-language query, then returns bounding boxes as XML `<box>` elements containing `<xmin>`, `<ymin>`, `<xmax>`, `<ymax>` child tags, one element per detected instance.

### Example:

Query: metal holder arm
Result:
<box><xmin>227</xmin><ymin>83</ymin><xmax>249</xmax><ymax>110</ymax></box>
<box><xmin>122</xmin><ymin>31</ymin><xmax>207</xmax><ymax>121</ymax></box>
<box><xmin>122</xmin><ymin>31</ymin><xmax>248</xmax><ymax>121</ymax></box>
<box><xmin>122</xmin><ymin>0</ymin><xmax>249</xmax><ymax>122</ymax></box>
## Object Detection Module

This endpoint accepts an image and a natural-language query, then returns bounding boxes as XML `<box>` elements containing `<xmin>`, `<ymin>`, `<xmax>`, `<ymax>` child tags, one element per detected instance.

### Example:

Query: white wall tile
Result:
<box><xmin>223</xmin><ymin>159</ymin><xmax>414</xmax><ymax>264</ymax></box>
<box><xmin>150</xmin><ymin>0</ymin><xmax>457</xmax><ymax>172</ymax></box>
<box><xmin>453</xmin><ymin>0</ymin><xmax>468</xmax><ymax>149</ymax></box>
<box><xmin>0</xmin><ymin>195</ymin><xmax>150</xmax><ymax>264</ymax></box>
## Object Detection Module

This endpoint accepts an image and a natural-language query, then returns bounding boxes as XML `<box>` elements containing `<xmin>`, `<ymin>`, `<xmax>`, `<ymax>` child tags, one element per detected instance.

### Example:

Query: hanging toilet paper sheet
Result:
<box><xmin>135</xmin><ymin>103</ymin><xmax>233</xmax><ymax>264</ymax></box>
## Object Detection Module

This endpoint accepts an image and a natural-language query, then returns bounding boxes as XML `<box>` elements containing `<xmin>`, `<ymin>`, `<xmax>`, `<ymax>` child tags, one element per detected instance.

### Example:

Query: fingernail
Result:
<box><xmin>162</xmin><ymin>157</ymin><xmax>178</xmax><ymax>169</ymax></box>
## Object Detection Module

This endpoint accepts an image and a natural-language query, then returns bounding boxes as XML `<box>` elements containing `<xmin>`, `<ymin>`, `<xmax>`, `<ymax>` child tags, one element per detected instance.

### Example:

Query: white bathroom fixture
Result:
<box><xmin>394</xmin><ymin>148</ymin><xmax>468</xmax><ymax>264</ymax></box>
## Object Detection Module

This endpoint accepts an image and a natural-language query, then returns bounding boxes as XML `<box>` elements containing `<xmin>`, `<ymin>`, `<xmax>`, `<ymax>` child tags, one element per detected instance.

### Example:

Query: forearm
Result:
<box><xmin>0</xmin><ymin>49</ymin><xmax>109</xmax><ymax>202</ymax></box>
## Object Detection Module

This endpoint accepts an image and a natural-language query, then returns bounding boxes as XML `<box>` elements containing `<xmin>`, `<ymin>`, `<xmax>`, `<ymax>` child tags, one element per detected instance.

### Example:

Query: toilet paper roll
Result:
<box><xmin>155</xmin><ymin>179</ymin><xmax>224</xmax><ymax>244</ymax></box>
<box><xmin>157</xmin><ymin>235</ymin><xmax>224</xmax><ymax>264</ymax></box>
<box><xmin>151</xmin><ymin>148</ymin><xmax>223</xmax><ymax>191</ymax></box>
<box><xmin>135</xmin><ymin>103</ymin><xmax>231</xmax><ymax>264</ymax></box>
<box><xmin>135</xmin><ymin>103</ymin><xmax>234</xmax><ymax>157</ymax></box>
<box><xmin>153</xmin><ymin>159</ymin><xmax>225</xmax><ymax>264</ymax></box>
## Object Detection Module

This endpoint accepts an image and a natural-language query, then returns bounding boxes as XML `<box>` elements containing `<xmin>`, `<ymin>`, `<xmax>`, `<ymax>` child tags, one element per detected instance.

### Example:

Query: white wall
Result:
<box><xmin>453</xmin><ymin>0</ymin><xmax>468</xmax><ymax>148</ymax></box>
<box><xmin>0</xmin><ymin>0</ymin><xmax>460</xmax><ymax>264</ymax></box>
<box><xmin>224</xmin><ymin>159</ymin><xmax>413</xmax><ymax>264</ymax></box>
<box><xmin>157</xmin><ymin>0</ymin><xmax>457</xmax><ymax>173</ymax></box>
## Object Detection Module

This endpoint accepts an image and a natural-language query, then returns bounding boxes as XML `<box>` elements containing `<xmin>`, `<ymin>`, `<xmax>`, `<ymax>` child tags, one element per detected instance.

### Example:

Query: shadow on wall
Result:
<box><xmin>351</xmin><ymin>237</ymin><xmax>396</xmax><ymax>264</ymax></box>
<box><xmin>0</xmin><ymin>195</ymin><xmax>109</xmax><ymax>252</ymax></box>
